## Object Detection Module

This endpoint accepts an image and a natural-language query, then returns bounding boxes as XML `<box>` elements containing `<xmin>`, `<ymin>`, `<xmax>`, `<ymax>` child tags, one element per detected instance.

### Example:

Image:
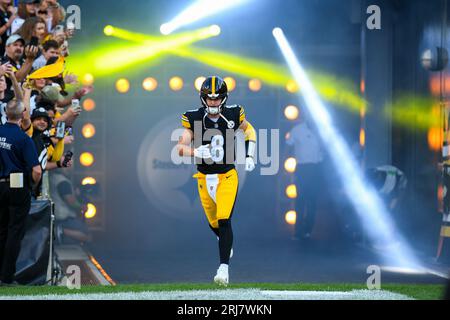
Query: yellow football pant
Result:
<box><xmin>193</xmin><ymin>169</ymin><xmax>239</xmax><ymax>229</ymax></box>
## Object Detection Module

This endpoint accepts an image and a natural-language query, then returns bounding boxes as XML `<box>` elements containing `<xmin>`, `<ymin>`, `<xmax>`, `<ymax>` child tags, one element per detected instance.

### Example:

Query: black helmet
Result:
<box><xmin>200</xmin><ymin>76</ymin><xmax>228</xmax><ymax>114</ymax></box>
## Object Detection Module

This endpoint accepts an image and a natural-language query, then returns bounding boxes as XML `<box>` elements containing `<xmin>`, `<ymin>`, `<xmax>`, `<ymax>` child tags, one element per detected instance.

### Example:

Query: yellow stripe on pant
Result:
<box><xmin>193</xmin><ymin>169</ymin><xmax>239</xmax><ymax>229</ymax></box>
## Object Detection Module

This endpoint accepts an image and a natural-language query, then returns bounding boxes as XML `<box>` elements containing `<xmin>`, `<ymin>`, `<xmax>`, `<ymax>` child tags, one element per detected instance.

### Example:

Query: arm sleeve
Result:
<box><xmin>239</xmin><ymin>106</ymin><xmax>246</xmax><ymax>124</ymax></box>
<box><xmin>24</xmin><ymin>125</ymin><xmax>33</xmax><ymax>137</ymax></box>
<box><xmin>244</xmin><ymin>121</ymin><xmax>257</xmax><ymax>142</ymax></box>
<box><xmin>181</xmin><ymin>113</ymin><xmax>191</xmax><ymax>129</ymax></box>
<box><xmin>48</xmin><ymin>138</ymin><xmax>64</xmax><ymax>162</ymax></box>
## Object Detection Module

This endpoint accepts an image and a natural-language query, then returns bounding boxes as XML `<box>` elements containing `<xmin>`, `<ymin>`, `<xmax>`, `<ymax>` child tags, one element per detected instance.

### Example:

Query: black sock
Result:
<box><xmin>209</xmin><ymin>224</ymin><xmax>220</xmax><ymax>238</ymax></box>
<box><xmin>218</xmin><ymin>219</ymin><xmax>233</xmax><ymax>265</ymax></box>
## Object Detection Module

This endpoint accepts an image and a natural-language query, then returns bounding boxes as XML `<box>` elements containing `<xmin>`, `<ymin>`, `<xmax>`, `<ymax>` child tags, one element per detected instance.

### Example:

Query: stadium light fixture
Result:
<box><xmin>169</xmin><ymin>76</ymin><xmax>184</xmax><ymax>91</ymax></box>
<box><xmin>83</xmin><ymin>99</ymin><xmax>96</xmax><ymax>112</ymax></box>
<box><xmin>284</xmin><ymin>157</ymin><xmax>297</xmax><ymax>173</ymax></box>
<box><xmin>285</xmin><ymin>210</ymin><xmax>297</xmax><ymax>225</ymax></box>
<box><xmin>286</xmin><ymin>184</ymin><xmax>297</xmax><ymax>199</ymax></box>
<box><xmin>224</xmin><ymin>76</ymin><xmax>236</xmax><ymax>91</ymax></box>
<box><xmin>143</xmin><ymin>77</ymin><xmax>158</xmax><ymax>91</ymax></box>
<box><xmin>273</xmin><ymin>27</ymin><xmax>422</xmax><ymax>269</ymax></box>
<box><xmin>160</xmin><ymin>0</ymin><xmax>250</xmax><ymax>35</ymax></box>
<box><xmin>115</xmin><ymin>78</ymin><xmax>130</xmax><ymax>93</ymax></box>
<box><xmin>82</xmin><ymin>123</ymin><xmax>96</xmax><ymax>139</ymax></box>
<box><xmin>284</xmin><ymin>105</ymin><xmax>299</xmax><ymax>121</ymax></box>
<box><xmin>80</xmin><ymin>152</ymin><xmax>95</xmax><ymax>167</ymax></box>
<box><xmin>194</xmin><ymin>76</ymin><xmax>206</xmax><ymax>91</ymax></box>
<box><xmin>248</xmin><ymin>79</ymin><xmax>262</xmax><ymax>92</ymax></box>
<box><xmin>82</xmin><ymin>177</ymin><xmax>97</xmax><ymax>186</ymax></box>
<box><xmin>85</xmin><ymin>203</ymin><xmax>97</xmax><ymax>219</ymax></box>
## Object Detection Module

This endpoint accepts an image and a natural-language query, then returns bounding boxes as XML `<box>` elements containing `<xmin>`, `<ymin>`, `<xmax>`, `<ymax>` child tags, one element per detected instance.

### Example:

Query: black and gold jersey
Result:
<box><xmin>182</xmin><ymin>105</ymin><xmax>246</xmax><ymax>174</ymax></box>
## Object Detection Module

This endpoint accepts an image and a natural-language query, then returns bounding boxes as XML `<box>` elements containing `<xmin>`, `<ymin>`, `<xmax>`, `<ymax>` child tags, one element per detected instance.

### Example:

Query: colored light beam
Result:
<box><xmin>160</xmin><ymin>0</ymin><xmax>250</xmax><ymax>35</ymax></box>
<box><xmin>173</xmin><ymin>46</ymin><xmax>366</xmax><ymax>112</ymax></box>
<box><xmin>66</xmin><ymin>26</ymin><xmax>221</xmax><ymax>77</ymax></box>
<box><xmin>100</xmin><ymin>25</ymin><xmax>366</xmax><ymax>112</ymax></box>
<box><xmin>273</xmin><ymin>27</ymin><xmax>422</xmax><ymax>269</ymax></box>
<box><xmin>386</xmin><ymin>95</ymin><xmax>440</xmax><ymax>131</ymax></box>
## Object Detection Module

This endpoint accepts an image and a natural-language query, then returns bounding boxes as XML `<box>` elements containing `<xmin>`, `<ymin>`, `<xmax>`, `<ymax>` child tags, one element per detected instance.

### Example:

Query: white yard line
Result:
<box><xmin>0</xmin><ymin>289</ymin><xmax>412</xmax><ymax>300</ymax></box>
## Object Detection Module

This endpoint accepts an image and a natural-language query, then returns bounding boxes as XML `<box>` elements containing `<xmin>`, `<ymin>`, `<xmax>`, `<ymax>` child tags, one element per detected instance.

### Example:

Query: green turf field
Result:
<box><xmin>0</xmin><ymin>283</ymin><xmax>445</xmax><ymax>300</ymax></box>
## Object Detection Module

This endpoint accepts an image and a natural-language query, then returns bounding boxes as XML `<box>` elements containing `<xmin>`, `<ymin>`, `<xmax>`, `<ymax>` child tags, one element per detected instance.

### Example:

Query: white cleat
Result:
<box><xmin>214</xmin><ymin>264</ymin><xmax>229</xmax><ymax>287</ymax></box>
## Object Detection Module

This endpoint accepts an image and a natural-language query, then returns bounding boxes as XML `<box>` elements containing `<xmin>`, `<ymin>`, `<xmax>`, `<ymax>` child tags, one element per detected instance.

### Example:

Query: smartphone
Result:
<box><xmin>13</xmin><ymin>0</ymin><xmax>18</xmax><ymax>8</ymax></box>
<box><xmin>55</xmin><ymin>121</ymin><xmax>66</xmax><ymax>139</ymax></box>
<box><xmin>71</xmin><ymin>99</ymin><xmax>81</xmax><ymax>112</ymax></box>
<box><xmin>30</xmin><ymin>36</ymin><xmax>39</xmax><ymax>47</ymax></box>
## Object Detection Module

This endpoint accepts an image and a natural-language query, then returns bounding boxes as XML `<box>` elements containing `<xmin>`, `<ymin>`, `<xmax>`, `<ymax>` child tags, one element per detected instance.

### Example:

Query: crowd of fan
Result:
<box><xmin>0</xmin><ymin>0</ymin><xmax>93</xmax><ymax>245</ymax></box>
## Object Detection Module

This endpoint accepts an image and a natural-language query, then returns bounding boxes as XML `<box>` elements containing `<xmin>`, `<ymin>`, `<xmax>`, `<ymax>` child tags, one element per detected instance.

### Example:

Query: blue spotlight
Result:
<box><xmin>160</xmin><ymin>0</ymin><xmax>250</xmax><ymax>35</ymax></box>
<box><xmin>273</xmin><ymin>27</ymin><xmax>422</xmax><ymax>269</ymax></box>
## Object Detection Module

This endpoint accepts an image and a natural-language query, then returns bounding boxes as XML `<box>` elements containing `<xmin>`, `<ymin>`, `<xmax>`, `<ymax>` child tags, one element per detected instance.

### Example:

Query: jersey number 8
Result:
<box><xmin>211</xmin><ymin>135</ymin><xmax>224</xmax><ymax>163</ymax></box>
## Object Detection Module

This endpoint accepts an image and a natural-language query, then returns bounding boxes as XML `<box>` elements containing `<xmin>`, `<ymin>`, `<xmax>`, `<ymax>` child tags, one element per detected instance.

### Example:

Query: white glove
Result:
<box><xmin>194</xmin><ymin>144</ymin><xmax>212</xmax><ymax>159</ymax></box>
<box><xmin>245</xmin><ymin>157</ymin><xmax>256</xmax><ymax>172</ymax></box>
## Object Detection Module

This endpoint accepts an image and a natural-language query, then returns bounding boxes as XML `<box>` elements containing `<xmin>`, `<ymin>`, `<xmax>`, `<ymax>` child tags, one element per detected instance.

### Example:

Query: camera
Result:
<box><xmin>29</xmin><ymin>36</ymin><xmax>39</xmax><ymax>47</ymax></box>
<box><xmin>62</xmin><ymin>151</ymin><xmax>73</xmax><ymax>168</ymax></box>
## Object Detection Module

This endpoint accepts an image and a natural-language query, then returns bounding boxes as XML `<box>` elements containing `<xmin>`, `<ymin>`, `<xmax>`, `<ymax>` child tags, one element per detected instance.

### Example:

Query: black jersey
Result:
<box><xmin>182</xmin><ymin>105</ymin><xmax>246</xmax><ymax>174</ymax></box>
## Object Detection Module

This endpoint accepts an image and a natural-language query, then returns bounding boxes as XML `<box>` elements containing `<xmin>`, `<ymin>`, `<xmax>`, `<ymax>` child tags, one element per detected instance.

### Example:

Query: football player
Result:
<box><xmin>177</xmin><ymin>76</ymin><xmax>257</xmax><ymax>286</ymax></box>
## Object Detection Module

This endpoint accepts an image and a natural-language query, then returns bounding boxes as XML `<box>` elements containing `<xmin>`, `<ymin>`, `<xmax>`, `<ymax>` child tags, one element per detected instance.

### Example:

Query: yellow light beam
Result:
<box><xmin>385</xmin><ymin>95</ymin><xmax>440</xmax><ymax>131</ymax></box>
<box><xmin>71</xmin><ymin>25</ymin><xmax>366</xmax><ymax>113</ymax></box>
<box><xmin>66</xmin><ymin>26</ymin><xmax>221</xmax><ymax>77</ymax></box>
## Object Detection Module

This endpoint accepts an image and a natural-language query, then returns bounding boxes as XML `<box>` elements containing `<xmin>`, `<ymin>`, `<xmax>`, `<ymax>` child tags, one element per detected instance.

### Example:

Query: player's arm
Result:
<box><xmin>177</xmin><ymin>128</ymin><xmax>195</xmax><ymax>157</ymax></box>
<box><xmin>178</xmin><ymin>113</ymin><xmax>212</xmax><ymax>159</ymax></box>
<box><xmin>239</xmin><ymin>119</ymin><xmax>257</xmax><ymax>158</ymax></box>
<box><xmin>239</xmin><ymin>118</ymin><xmax>257</xmax><ymax>172</ymax></box>
<box><xmin>20</xmin><ymin>82</ymin><xmax>32</xmax><ymax>132</ymax></box>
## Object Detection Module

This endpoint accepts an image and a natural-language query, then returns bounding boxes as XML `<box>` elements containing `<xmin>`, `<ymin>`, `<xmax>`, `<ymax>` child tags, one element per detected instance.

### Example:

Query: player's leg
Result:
<box><xmin>214</xmin><ymin>169</ymin><xmax>239</xmax><ymax>286</ymax></box>
<box><xmin>196</xmin><ymin>173</ymin><xmax>219</xmax><ymax>232</ymax></box>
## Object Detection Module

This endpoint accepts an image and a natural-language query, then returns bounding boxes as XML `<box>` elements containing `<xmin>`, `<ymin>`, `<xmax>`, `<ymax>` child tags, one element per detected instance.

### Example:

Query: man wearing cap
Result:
<box><xmin>40</xmin><ymin>85</ymin><xmax>81</xmax><ymax>127</ymax></box>
<box><xmin>28</xmin><ymin>107</ymin><xmax>66</xmax><ymax>197</ymax></box>
<box><xmin>0</xmin><ymin>99</ymin><xmax>41</xmax><ymax>286</ymax></box>
<box><xmin>1</xmin><ymin>34</ymin><xmax>38</xmax><ymax>98</ymax></box>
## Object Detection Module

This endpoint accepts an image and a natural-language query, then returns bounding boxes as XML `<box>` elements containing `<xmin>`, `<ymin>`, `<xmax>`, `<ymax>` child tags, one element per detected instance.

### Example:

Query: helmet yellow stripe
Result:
<box><xmin>212</xmin><ymin>76</ymin><xmax>216</xmax><ymax>95</ymax></box>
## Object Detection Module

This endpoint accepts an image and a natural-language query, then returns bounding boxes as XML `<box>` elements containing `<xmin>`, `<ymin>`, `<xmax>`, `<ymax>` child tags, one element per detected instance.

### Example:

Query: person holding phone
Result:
<box><xmin>0</xmin><ymin>0</ymin><xmax>18</xmax><ymax>56</ymax></box>
<box><xmin>1</xmin><ymin>34</ymin><xmax>38</xmax><ymax>95</ymax></box>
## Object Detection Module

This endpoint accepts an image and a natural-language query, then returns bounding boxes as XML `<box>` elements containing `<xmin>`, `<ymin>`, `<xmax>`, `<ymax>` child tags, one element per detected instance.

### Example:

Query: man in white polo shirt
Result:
<box><xmin>286</xmin><ymin>109</ymin><xmax>325</xmax><ymax>240</ymax></box>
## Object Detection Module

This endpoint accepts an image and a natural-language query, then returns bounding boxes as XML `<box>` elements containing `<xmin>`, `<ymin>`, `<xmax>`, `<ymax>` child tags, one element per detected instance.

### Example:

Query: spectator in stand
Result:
<box><xmin>0</xmin><ymin>63</ymin><xmax>22</xmax><ymax>125</ymax></box>
<box><xmin>37</xmin><ymin>0</ymin><xmax>64</xmax><ymax>33</ymax></box>
<box><xmin>11</xmin><ymin>0</ymin><xmax>39</xmax><ymax>34</ymax></box>
<box><xmin>0</xmin><ymin>0</ymin><xmax>17</xmax><ymax>56</ymax></box>
<box><xmin>32</xmin><ymin>39</ymin><xmax>58</xmax><ymax>70</ymax></box>
<box><xmin>1</xmin><ymin>34</ymin><xmax>38</xmax><ymax>97</ymax></box>
<box><xmin>15</xmin><ymin>16</ymin><xmax>47</xmax><ymax>45</ymax></box>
